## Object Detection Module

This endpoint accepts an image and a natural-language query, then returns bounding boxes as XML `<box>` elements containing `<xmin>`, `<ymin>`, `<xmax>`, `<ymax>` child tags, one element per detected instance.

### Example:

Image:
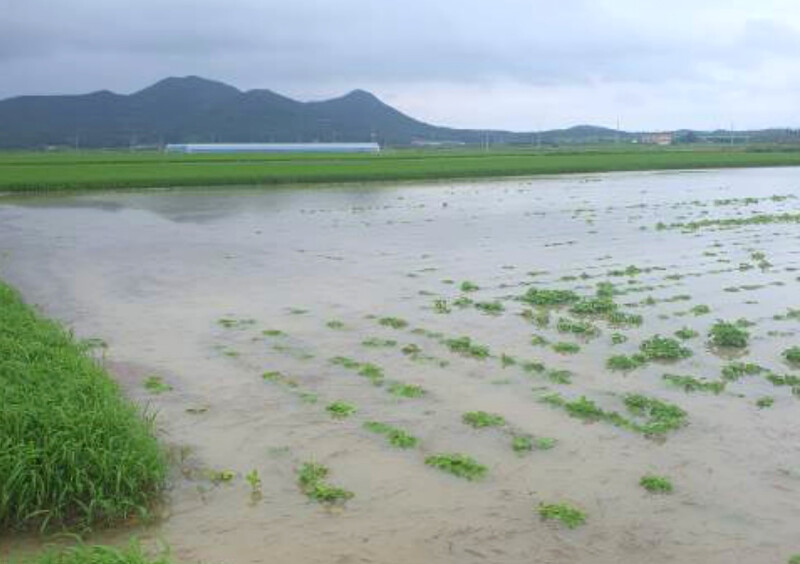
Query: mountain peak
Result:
<box><xmin>134</xmin><ymin>76</ymin><xmax>241</xmax><ymax>97</ymax></box>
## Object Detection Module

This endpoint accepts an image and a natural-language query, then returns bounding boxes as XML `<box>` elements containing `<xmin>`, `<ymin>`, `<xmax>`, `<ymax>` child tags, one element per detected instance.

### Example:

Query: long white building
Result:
<box><xmin>165</xmin><ymin>142</ymin><xmax>380</xmax><ymax>154</ymax></box>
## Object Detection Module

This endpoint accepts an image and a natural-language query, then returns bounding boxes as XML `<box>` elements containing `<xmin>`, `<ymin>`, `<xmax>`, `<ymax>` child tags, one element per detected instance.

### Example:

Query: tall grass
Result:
<box><xmin>0</xmin><ymin>281</ymin><xmax>166</xmax><ymax>531</ymax></box>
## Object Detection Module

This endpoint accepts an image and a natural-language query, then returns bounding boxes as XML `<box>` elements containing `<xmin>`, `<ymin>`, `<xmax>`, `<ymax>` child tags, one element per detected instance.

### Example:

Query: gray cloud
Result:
<box><xmin>2</xmin><ymin>0</ymin><xmax>800</xmax><ymax>129</ymax></box>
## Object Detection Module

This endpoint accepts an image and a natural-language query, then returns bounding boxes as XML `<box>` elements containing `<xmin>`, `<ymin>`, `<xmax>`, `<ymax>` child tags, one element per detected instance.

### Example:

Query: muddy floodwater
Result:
<box><xmin>1</xmin><ymin>168</ymin><xmax>799</xmax><ymax>564</ymax></box>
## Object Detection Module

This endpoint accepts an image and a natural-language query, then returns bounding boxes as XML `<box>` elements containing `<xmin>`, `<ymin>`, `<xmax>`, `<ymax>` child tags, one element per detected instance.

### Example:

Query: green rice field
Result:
<box><xmin>1</xmin><ymin>145</ymin><xmax>800</xmax><ymax>192</ymax></box>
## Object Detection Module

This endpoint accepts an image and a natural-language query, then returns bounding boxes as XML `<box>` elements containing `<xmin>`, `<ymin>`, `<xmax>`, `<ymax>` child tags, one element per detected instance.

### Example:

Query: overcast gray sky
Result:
<box><xmin>2</xmin><ymin>0</ymin><xmax>800</xmax><ymax>130</ymax></box>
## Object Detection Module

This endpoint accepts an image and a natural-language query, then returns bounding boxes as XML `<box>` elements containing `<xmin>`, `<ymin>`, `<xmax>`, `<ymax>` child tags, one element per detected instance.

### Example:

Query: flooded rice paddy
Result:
<box><xmin>1</xmin><ymin>168</ymin><xmax>799</xmax><ymax>563</ymax></box>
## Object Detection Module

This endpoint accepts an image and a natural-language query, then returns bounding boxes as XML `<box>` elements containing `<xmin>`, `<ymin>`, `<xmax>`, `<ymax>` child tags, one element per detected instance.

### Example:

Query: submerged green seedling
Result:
<box><xmin>663</xmin><ymin>373</ymin><xmax>725</xmax><ymax>394</ymax></box>
<box><xmin>606</xmin><ymin>354</ymin><xmax>647</xmax><ymax>371</ymax></box>
<box><xmin>475</xmin><ymin>300</ymin><xmax>505</xmax><ymax>315</ymax></box>
<box><xmin>425</xmin><ymin>453</ymin><xmax>487</xmax><ymax>481</ymax></box>
<box><xmin>460</xmin><ymin>281</ymin><xmax>480</xmax><ymax>292</ymax></box>
<box><xmin>538</xmin><ymin>502</ymin><xmax>586</xmax><ymax>528</ymax></box>
<box><xmin>379</xmin><ymin>316</ymin><xmax>408</xmax><ymax>329</ymax></box>
<box><xmin>783</xmin><ymin>346</ymin><xmax>800</xmax><ymax>366</ymax></box>
<box><xmin>511</xmin><ymin>435</ymin><xmax>533</xmax><ymax>453</ymax></box>
<box><xmin>640</xmin><ymin>335</ymin><xmax>692</xmax><ymax>361</ymax></box>
<box><xmin>756</xmin><ymin>396</ymin><xmax>774</xmax><ymax>409</ymax></box>
<box><xmin>363</xmin><ymin>421</ymin><xmax>419</xmax><ymax>448</ymax></box>
<box><xmin>709</xmin><ymin>321</ymin><xmax>749</xmax><ymax>349</ymax></box>
<box><xmin>721</xmin><ymin>362</ymin><xmax>764</xmax><ymax>381</ymax></box>
<box><xmin>463</xmin><ymin>410</ymin><xmax>506</xmax><ymax>428</ymax></box>
<box><xmin>640</xmin><ymin>474</ymin><xmax>673</xmax><ymax>494</ymax></box>
<box><xmin>388</xmin><ymin>382</ymin><xmax>426</xmax><ymax>398</ymax></box>
<box><xmin>246</xmin><ymin>469</ymin><xmax>262</xmax><ymax>499</ymax></box>
<box><xmin>674</xmin><ymin>327</ymin><xmax>699</xmax><ymax>340</ymax></box>
<box><xmin>144</xmin><ymin>375</ymin><xmax>172</xmax><ymax>394</ymax></box>
<box><xmin>552</xmin><ymin>342</ymin><xmax>580</xmax><ymax>354</ymax></box>
<box><xmin>445</xmin><ymin>336</ymin><xmax>490</xmax><ymax>359</ymax></box>
<box><xmin>297</xmin><ymin>462</ymin><xmax>353</xmax><ymax>504</ymax></box>
<box><xmin>326</xmin><ymin>401</ymin><xmax>357</xmax><ymax>419</ymax></box>
<box><xmin>358</xmin><ymin>363</ymin><xmax>385</xmax><ymax>385</ymax></box>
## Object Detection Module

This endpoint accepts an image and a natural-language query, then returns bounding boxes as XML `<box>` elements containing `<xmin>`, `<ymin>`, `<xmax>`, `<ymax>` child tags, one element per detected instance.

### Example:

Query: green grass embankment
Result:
<box><xmin>0</xmin><ymin>281</ymin><xmax>166</xmax><ymax>532</ymax></box>
<box><xmin>19</xmin><ymin>543</ymin><xmax>170</xmax><ymax>564</ymax></box>
<box><xmin>1</xmin><ymin>146</ymin><xmax>799</xmax><ymax>192</ymax></box>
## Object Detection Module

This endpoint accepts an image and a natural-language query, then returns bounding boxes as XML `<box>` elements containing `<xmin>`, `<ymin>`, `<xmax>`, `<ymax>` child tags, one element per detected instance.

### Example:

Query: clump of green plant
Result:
<box><xmin>433</xmin><ymin>299</ymin><xmax>451</xmax><ymax>314</ymax></box>
<box><xmin>783</xmin><ymin>346</ymin><xmax>800</xmax><ymax>366</ymax></box>
<box><xmin>326</xmin><ymin>320</ymin><xmax>345</xmax><ymax>330</ymax></box>
<box><xmin>674</xmin><ymin>327</ymin><xmax>699</xmax><ymax>340</ymax></box>
<box><xmin>756</xmin><ymin>396</ymin><xmax>774</xmax><ymax>409</ymax></box>
<box><xmin>663</xmin><ymin>373</ymin><xmax>725</xmax><ymax>394</ymax></box>
<box><xmin>538</xmin><ymin>502</ymin><xmax>587</xmax><ymax>528</ymax></box>
<box><xmin>521</xmin><ymin>308</ymin><xmax>551</xmax><ymax>327</ymax></box>
<box><xmin>639</xmin><ymin>474</ymin><xmax>673</xmax><ymax>494</ymax></box>
<box><xmin>569</xmin><ymin>297</ymin><xmax>617</xmax><ymax>316</ymax></box>
<box><xmin>453</xmin><ymin>296</ymin><xmax>473</xmax><ymax>308</ymax></box>
<box><xmin>363</xmin><ymin>421</ymin><xmax>418</xmax><ymax>448</ymax></box>
<box><xmin>547</xmin><ymin>369</ymin><xmax>573</xmax><ymax>384</ymax></box>
<box><xmin>297</xmin><ymin>462</ymin><xmax>354</xmax><ymax>504</ymax></box>
<box><xmin>500</xmin><ymin>353</ymin><xmax>517</xmax><ymax>367</ymax></box>
<box><xmin>766</xmin><ymin>373</ymin><xmax>800</xmax><ymax>391</ymax></box>
<box><xmin>522</xmin><ymin>360</ymin><xmax>546</xmax><ymax>374</ymax></box>
<box><xmin>690</xmin><ymin>304</ymin><xmax>711</xmax><ymax>316</ymax></box>
<box><xmin>445</xmin><ymin>336</ymin><xmax>491</xmax><ymax>359</ymax></box>
<box><xmin>463</xmin><ymin>411</ymin><xmax>506</xmax><ymax>428</ymax></box>
<box><xmin>708</xmin><ymin>321</ymin><xmax>749</xmax><ymax>349</ymax></box>
<box><xmin>388</xmin><ymin>382</ymin><xmax>426</xmax><ymax>398</ymax></box>
<box><xmin>425</xmin><ymin>453</ymin><xmax>487</xmax><ymax>481</ymax></box>
<box><xmin>144</xmin><ymin>375</ymin><xmax>172</xmax><ymax>394</ymax></box>
<box><xmin>721</xmin><ymin>362</ymin><xmax>764</xmax><ymax>381</ymax></box>
<box><xmin>330</xmin><ymin>355</ymin><xmax>361</xmax><ymax>369</ymax></box>
<box><xmin>326</xmin><ymin>401</ymin><xmax>357</xmax><ymax>419</ymax></box>
<box><xmin>607</xmin><ymin>311</ymin><xmax>644</xmax><ymax>327</ymax></box>
<box><xmin>606</xmin><ymin>354</ymin><xmax>647</xmax><ymax>371</ymax></box>
<box><xmin>362</xmin><ymin>338</ymin><xmax>397</xmax><ymax>348</ymax></box>
<box><xmin>358</xmin><ymin>363</ymin><xmax>385</xmax><ymax>385</ymax></box>
<box><xmin>460</xmin><ymin>280</ymin><xmax>480</xmax><ymax>292</ymax></box>
<box><xmin>530</xmin><ymin>334</ymin><xmax>549</xmax><ymax>346</ymax></box>
<box><xmin>611</xmin><ymin>332</ymin><xmax>628</xmax><ymax>345</ymax></box>
<box><xmin>475</xmin><ymin>301</ymin><xmax>505</xmax><ymax>315</ymax></box>
<box><xmin>789</xmin><ymin>554</ymin><xmax>800</xmax><ymax>564</ymax></box>
<box><xmin>379</xmin><ymin>316</ymin><xmax>408</xmax><ymax>329</ymax></box>
<box><xmin>624</xmin><ymin>394</ymin><xmax>688</xmax><ymax>435</ymax></box>
<box><xmin>262</xmin><ymin>370</ymin><xmax>298</xmax><ymax>388</ymax></box>
<box><xmin>557</xmin><ymin>317</ymin><xmax>600</xmax><ymax>338</ymax></box>
<box><xmin>246</xmin><ymin>469</ymin><xmax>262</xmax><ymax>499</ymax></box>
<box><xmin>0</xmin><ymin>282</ymin><xmax>166</xmax><ymax>531</ymax></box>
<box><xmin>209</xmin><ymin>469</ymin><xmax>235</xmax><ymax>484</ymax></box>
<box><xmin>519</xmin><ymin>287</ymin><xmax>580</xmax><ymax>307</ymax></box>
<box><xmin>542</xmin><ymin>392</ymin><xmax>687</xmax><ymax>436</ymax></box>
<box><xmin>640</xmin><ymin>335</ymin><xmax>692</xmax><ymax>361</ymax></box>
<box><xmin>217</xmin><ymin>317</ymin><xmax>256</xmax><ymax>329</ymax></box>
<box><xmin>552</xmin><ymin>342</ymin><xmax>580</xmax><ymax>354</ymax></box>
<box><xmin>511</xmin><ymin>435</ymin><xmax>533</xmax><ymax>453</ymax></box>
<box><xmin>262</xmin><ymin>329</ymin><xmax>286</xmax><ymax>337</ymax></box>
<box><xmin>536</xmin><ymin>437</ymin><xmax>557</xmax><ymax>450</ymax></box>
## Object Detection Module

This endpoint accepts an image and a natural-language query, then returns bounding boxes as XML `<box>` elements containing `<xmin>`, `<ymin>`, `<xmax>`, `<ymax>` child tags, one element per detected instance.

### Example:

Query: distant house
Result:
<box><xmin>640</xmin><ymin>132</ymin><xmax>674</xmax><ymax>145</ymax></box>
<box><xmin>164</xmin><ymin>142</ymin><xmax>380</xmax><ymax>154</ymax></box>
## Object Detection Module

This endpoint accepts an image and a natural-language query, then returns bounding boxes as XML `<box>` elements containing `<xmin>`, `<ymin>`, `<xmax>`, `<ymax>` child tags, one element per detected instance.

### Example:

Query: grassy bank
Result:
<box><xmin>0</xmin><ymin>281</ymin><xmax>166</xmax><ymax>532</ymax></box>
<box><xmin>19</xmin><ymin>543</ymin><xmax>170</xmax><ymax>564</ymax></box>
<box><xmin>1</xmin><ymin>145</ymin><xmax>799</xmax><ymax>192</ymax></box>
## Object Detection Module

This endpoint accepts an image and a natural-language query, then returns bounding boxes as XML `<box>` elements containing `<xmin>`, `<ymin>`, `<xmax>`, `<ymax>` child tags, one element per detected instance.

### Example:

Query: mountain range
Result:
<box><xmin>0</xmin><ymin>76</ymin><xmax>796</xmax><ymax>149</ymax></box>
<box><xmin>0</xmin><ymin>76</ymin><xmax>629</xmax><ymax>149</ymax></box>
